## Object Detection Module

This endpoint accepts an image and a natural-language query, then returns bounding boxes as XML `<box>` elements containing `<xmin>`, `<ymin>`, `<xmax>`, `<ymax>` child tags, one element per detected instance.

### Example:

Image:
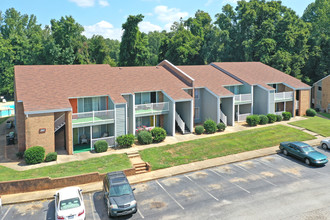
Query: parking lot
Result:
<box><xmin>3</xmin><ymin>145</ymin><xmax>330</xmax><ymax>219</ymax></box>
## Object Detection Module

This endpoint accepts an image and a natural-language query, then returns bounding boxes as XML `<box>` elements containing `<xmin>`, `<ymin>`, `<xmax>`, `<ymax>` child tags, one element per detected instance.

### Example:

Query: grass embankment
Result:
<box><xmin>0</xmin><ymin>117</ymin><xmax>10</xmax><ymax>125</ymax></box>
<box><xmin>289</xmin><ymin>116</ymin><xmax>330</xmax><ymax>137</ymax></box>
<box><xmin>140</xmin><ymin>125</ymin><xmax>316</xmax><ymax>170</ymax></box>
<box><xmin>0</xmin><ymin>154</ymin><xmax>131</xmax><ymax>182</ymax></box>
<box><xmin>319</xmin><ymin>112</ymin><xmax>330</xmax><ymax>119</ymax></box>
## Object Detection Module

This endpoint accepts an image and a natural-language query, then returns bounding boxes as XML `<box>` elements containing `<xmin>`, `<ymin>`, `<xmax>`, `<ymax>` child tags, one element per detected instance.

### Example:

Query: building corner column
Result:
<box><xmin>65</xmin><ymin>111</ymin><xmax>73</xmax><ymax>155</ymax></box>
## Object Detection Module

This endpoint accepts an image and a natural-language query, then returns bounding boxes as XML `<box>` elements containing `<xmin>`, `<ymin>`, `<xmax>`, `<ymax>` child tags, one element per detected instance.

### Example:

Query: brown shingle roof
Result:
<box><xmin>177</xmin><ymin>65</ymin><xmax>242</xmax><ymax>97</ymax></box>
<box><xmin>14</xmin><ymin>65</ymin><xmax>191</xmax><ymax>113</ymax></box>
<box><xmin>212</xmin><ymin>62</ymin><xmax>310</xmax><ymax>90</ymax></box>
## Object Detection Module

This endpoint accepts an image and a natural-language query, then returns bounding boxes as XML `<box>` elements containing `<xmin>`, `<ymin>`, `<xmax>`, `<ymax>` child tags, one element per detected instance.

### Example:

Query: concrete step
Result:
<box><xmin>135</xmin><ymin>170</ymin><xmax>147</xmax><ymax>174</ymax></box>
<box><xmin>134</xmin><ymin>163</ymin><xmax>147</xmax><ymax>167</ymax></box>
<box><xmin>135</xmin><ymin>166</ymin><xmax>147</xmax><ymax>171</ymax></box>
<box><xmin>127</xmin><ymin>153</ymin><xmax>140</xmax><ymax>158</ymax></box>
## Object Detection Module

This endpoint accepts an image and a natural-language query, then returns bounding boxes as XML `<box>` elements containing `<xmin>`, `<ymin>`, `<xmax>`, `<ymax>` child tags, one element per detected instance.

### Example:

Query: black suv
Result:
<box><xmin>103</xmin><ymin>171</ymin><xmax>137</xmax><ymax>217</ymax></box>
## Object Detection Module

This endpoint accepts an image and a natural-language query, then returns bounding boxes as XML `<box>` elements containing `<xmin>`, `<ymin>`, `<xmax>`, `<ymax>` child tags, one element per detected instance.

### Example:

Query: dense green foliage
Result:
<box><xmin>116</xmin><ymin>134</ymin><xmax>135</xmax><ymax>148</ymax></box>
<box><xmin>1</xmin><ymin>1</ymin><xmax>329</xmax><ymax>99</ymax></box>
<box><xmin>217</xmin><ymin>123</ymin><xmax>226</xmax><ymax>131</ymax></box>
<box><xmin>45</xmin><ymin>152</ymin><xmax>57</xmax><ymax>162</ymax></box>
<box><xmin>203</xmin><ymin>119</ymin><xmax>217</xmax><ymax>134</ymax></box>
<box><xmin>94</xmin><ymin>140</ymin><xmax>108</xmax><ymax>153</ymax></box>
<box><xmin>138</xmin><ymin>131</ymin><xmax>153</xmax><ymax>145</ymax></box>
<box><xmin>267</xmin><ymin>114</ymin><xmax>277</xmax><ymax>123</ymax></box>
<box><xmin>195</xmin><ymin>125</ymin><xmax>204</xmax><ymax>135</ymax></box>
<box><xmin>246</xmin><ymin>115</ymin><xmax>260</xmax><ymax>126</ymax></box>
<box><xmin>151</xmin><ymin>127</ymin><xmax>167</xmax><ymax>143</ymax></box>
<box><xmin>24</xmin><ymin>146</ymin><xmax>45</xmax><ymax>165</ymax></box>
<box><xmin>306</xmin><ymin>108</ymin><xmax>317</xmax><ymax>117</ymax></box>
<box><xmin>259</xmin><ymin>115</ymin><xmax>269</xmax><ymax>125</ymax></box>
<box><xmin>282</xmin><ymin>112</ymin><xmax>292</xmax><ymax>120</ymax></box>
<box><xmin>276</xmin><ymin>114</ymin><xmax>283</xmax><ymax>122</ymax></box>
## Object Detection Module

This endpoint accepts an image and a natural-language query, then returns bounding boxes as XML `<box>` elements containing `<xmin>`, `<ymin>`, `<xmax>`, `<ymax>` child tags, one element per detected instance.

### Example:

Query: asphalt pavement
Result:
<box><xmin>3</xmin><ymin>145</ymin><xmax>330</xmax><ymax>220</ymax></box>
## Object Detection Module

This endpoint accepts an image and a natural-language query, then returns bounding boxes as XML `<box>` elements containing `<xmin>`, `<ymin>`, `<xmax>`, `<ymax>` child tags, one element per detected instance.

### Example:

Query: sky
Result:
<box><xmin>1</xmin><ymin>0</ymin><xmax>315</xmax><ymax>41</ymax></box>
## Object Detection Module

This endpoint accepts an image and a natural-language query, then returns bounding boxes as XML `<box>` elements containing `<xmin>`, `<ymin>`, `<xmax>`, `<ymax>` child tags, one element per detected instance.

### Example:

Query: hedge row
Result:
<box><xmin>23</xmin><ymin>146</ymin><xmax>57</xmax><ymax>164</ymax></box>
<box><xmin>136</xmin><ymin>127</ymin><xmax>167</xmax><ymax>145</ymax></box>
<box><xmin>246</xmin><ymin>112</ymin><xmax>291</xmax><ymax>126</ymax></box>
<box><xmin>195</xmin><ymin>119</ymin><xmax>226</xmax><ymax>135</ymax></box>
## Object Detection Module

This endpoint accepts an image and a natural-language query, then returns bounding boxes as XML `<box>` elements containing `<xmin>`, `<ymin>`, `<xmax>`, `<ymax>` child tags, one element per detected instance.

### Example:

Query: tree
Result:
<box><xmin>302</xmin><ymin>0</ymin><xmax>330</xmax><ymax>83</ymax></box>
<box><xmin>119</xmin><ymin>14</ymin><xmax>150</xmax><ymax>66</ymax></box>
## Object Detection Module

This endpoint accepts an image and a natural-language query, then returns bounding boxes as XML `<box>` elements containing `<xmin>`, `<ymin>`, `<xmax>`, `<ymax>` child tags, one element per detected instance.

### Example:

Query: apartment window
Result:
<box><xmin>318</xmin><ymin>86</ymin><xmax>322</xmax><ymax>91</ymax></box>
<box><xmin>194</xmin><ymin>107</ymin><xmax>200</xmax><ymax>119</ymax></box>
<box><xmin>194</xmin><ymin>89</ymin><xmax>199</xmax><ymax>99</ymax></box>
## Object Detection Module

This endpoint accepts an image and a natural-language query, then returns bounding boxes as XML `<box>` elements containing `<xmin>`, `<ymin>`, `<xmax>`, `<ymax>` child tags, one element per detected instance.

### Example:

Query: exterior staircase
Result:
<box><xmin>54</xmin><ymin>114</ymin><xmax>65</xmax><ymax>132</ymax></box>
<box><xmin>175</xmin><ymin>112</ymin><xmax>189</xmax><ymax>134</ymax></box>
<box><xmin>127</xmin><ymin>150</ymin><xmax>149</xmax><ymax>174</ymax></box>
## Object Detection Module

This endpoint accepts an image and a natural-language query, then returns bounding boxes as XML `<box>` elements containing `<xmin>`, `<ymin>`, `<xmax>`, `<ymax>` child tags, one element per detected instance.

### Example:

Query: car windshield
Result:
<box><xmin>300</xmin><ymin>146</ymin><xmax>315</xmax><ymax>153</ymax></box>
<box><xmin>60</xmin><ymin>197</ymin><xmax>81</xmax><ymax>210</ymax></box>
<box><xmin>110</xmin><ymin>184</ymin><xmax>132</xmax><ymax>197</ymax></box>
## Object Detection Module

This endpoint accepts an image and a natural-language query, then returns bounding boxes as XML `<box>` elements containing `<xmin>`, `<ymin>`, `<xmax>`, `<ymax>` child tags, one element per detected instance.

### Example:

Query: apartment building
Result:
<box><xmin>312</xmin><ymin>75</ymin><xmax>330</xmax><ymax>112</ymax></box>
<box><xmin>14</xmin><ymin>61</ymin><xmax>310</xmax><ymax>155</ymax></box>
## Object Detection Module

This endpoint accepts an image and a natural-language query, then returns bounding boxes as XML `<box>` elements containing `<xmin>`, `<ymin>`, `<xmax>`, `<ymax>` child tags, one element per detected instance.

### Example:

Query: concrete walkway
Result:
<box><xmin>0</xmin><ymin>116</ymin><xmax>310</xmax><ymax>171</ymax></box>
<box><xmin>1</xmin><ymin>135</ymin><xmax>325</xmax><ymax>205</ymax></box>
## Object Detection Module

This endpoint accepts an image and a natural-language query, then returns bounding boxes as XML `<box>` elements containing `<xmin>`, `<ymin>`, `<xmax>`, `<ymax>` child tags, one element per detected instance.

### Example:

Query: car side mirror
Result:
<box><xmin>80</xmin><ymin>189</ymin><xmax>83</xmax><ymax>192</ymax></box>
<box><xmin>132</xmin><ymin>188</ymin><xmax>136</xmax><ymax>191</ymax></box>
<box><xmin>53</xmin><ymin>194</ymin><xmax>56</xmax><ymax>197</ymax></box>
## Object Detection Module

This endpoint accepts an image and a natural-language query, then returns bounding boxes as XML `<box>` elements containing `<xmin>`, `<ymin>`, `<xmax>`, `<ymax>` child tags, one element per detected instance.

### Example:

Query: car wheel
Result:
<box><xmin>322</xmin><ymin>143</ymin><xmax>328</xmax><ymax>150</ymax></box>
<box><xmin>305</xmin><ymin>158</ymin><xmax>311</xmax><ymax>165</ymax></box>
<box><xmin>283</xmin><ymin>149</ymin><xmax>288</xmax><ymax>156</ymax></box>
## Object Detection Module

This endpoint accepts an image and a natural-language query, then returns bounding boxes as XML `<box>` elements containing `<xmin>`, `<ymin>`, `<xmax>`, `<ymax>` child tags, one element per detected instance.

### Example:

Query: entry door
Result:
<box><xmin>151</xmin><ymin>92</ymin><xmax>156</xmax><ymax>103</ymax></box>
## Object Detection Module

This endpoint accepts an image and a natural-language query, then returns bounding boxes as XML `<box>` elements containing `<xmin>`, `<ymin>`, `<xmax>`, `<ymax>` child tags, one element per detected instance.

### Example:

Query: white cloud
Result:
<box><xmin>154</xmin><ymin>5</ymin><xmax>188</xmax><ymax>23</ymax></box>
<box><xmin>138</xmin><ymin>21</ymin><xmax>162</xmax><ymax>33</ymax></box>
<box><xmin>83</xmin><ymin>21</ymin><xmax>122</xmax><ymax>40</ymax></box>
<box><xmin>69</xmin><ymin>0</ymin><xmax>95</xmax><ymax>7</ymax></box>
<box><xmin>98</xmin><ymin>0</ymin><xmax>109</xmax><ymax>7</ymax></box>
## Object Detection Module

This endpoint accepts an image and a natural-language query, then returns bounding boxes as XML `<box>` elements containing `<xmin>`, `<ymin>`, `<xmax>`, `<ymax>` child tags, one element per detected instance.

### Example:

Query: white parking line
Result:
<box><xmin>184</xmin><ymin>175</ymin><xmax>219</xmax><ymax>201</ymax></box>
<box><xmin>156</xmin><ymin>180</ymin><xmax>184</xmax><ymax>210</ymax></box>
<box><xmin>210</xmin><ymin>169</ymin><xmax>250</xmax><ymax>194</ymax></box>
<box><xmin>1</xmin><ymin>205</ymin><xmax>12</xmax><ymax>220</ymax></box>
<box><xmin>137</xmin><ymin>209</ymin><xmax>145</xmax><ymax>219</ymax></box>
<box><xmin>89</xmin><ymin>193</ymin><xmax>96</xmax><ymax>220</ymax></box>
<box><xmin>256</xmin><ymin>159</ymin><xmax>301</xmax><ymax>180</ymax></box>
<box><xmin>234</xmin><ymin>164</ymin><xmax>277</xmax><ymax>186</ymax></box>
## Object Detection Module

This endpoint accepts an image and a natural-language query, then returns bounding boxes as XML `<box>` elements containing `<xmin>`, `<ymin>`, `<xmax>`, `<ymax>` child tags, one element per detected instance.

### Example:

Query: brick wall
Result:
<box><xmin>322</xmin><ymin>77</ymin><xmax>330</xmax><ymax>111</ymax></box>
<box><xmin>298</xmin><ymin>90</ymin><xmax>311</xmax><ymax>116</ymax></box>
<box><xmin>15</xmin><ymin>101</ymin><xmax>26</xmax><ymax>152</ymax></box>
<box><xmin>25</xmin><ymin>113</ymin><xmax>55</xmax><ymax>154</ymax></box>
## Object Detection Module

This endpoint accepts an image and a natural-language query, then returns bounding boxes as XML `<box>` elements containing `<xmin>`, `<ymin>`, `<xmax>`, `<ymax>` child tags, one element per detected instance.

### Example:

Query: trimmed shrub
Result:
<box><xmin>276</xmin><ymin>114</ymin><xmax>283</xmax><ymax>122</ymax></box>
<box><xmin>116</xmin><ymin>134</ymin><xmax>135</xmax><ymax>148</ymax></box>
<box><xmin>94</xmin><ymin>140</ymin><xmax>108</xmax><ymax>153</ymax></box>
<box><xmin>259</xmin><ymin>115</ymin><xmax>269</xmax><ymax>125</ymax></box>
<box><xmin>138</xmin><ymin>131</ymin><xmax>153</xmax><ymax>145</ymax></box>
<box><xmin>267</xmin><ymin>114</ymin><xmax>277</xmax><ymax>123</ymax></box>
<box><xmin>151</xmin><ymin>127</ymin><xmax>167</xmax><ymax>143</ymax></box>
<box><xmin>217</xmin><ymin>123</ymin><xmax>226</xmax><ymax>131</ymax></box>
<box><xmin>246</xmin><ymin>115</ymin><xmax>260</xmax><ymax>126</ymax></box>
<box><xmin>45</xmin><ymin>152</ymin><xmax>57</xmax><ymax>162</ymax></box>
<box><xmin>195</xmin><ymin>126</ymin><xmax>204</xmax><ymax>135</ymax></box>
<box><xmin>203</xmin><ymin>119</ymin><xmax>217</xmax><ymax>134</ymax></box>
<box><xmin>306</xmin><ymin>108</ymin><xmax>317</xmax><ymax>117</ymax></box>
<box><xmin>24</xmin><ymin>146</ymin><xmax>45</xmax><ymax>165</ymax></box>
<box><xmin>282</xmin><ymin>112</ymin><xmax>292</xmax><ymax>121</ymax></box>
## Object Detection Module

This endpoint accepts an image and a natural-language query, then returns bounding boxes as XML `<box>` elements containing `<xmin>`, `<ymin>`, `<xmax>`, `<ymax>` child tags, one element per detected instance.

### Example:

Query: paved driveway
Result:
<box><xmin>3</xmin><ymin>145</ymin><xmax>330</xmax><ymax>219</ymax></box>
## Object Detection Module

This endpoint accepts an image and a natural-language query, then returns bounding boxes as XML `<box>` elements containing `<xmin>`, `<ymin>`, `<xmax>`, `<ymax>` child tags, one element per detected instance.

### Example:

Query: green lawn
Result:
<box><xmin>0</xmin><ymin>154</ymin><xmax>131</xmax><ymax>182</ymax></box>
<box><xmin>289</xmin><ymin>116</ymin><xmax>330</xmax><ymax>137</ymax></box>
<box><xmin>319</xmin><ymin>112</ymin><xmax>330</xmax><ymax>119</ymax></box>
<box><xmin>140</xmin><ymin>125</ymin><xmax>316</xmax><ymax>170</ymax></box>
<box><xmin>0</xmin><ymin>117</ymin><xmax>10</xmax><ymax>125</ymax></box>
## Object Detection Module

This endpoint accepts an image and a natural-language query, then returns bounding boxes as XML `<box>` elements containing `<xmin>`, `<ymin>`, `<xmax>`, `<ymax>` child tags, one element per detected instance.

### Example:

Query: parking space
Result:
<box><xmin>3</xmin><ymin>149</ymin><xmax>330</xmax><ymax>219</ymax></box>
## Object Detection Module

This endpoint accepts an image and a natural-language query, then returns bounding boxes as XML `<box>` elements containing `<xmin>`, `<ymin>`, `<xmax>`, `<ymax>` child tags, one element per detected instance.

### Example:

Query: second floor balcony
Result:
<box><xmin>135</xmin><ymin>102</ymin><xmax>169</xmax><ymax>116</ymax></box>
<box><xmin>275</xmin><ymin>91</ymin><xmax>294</xmax><ymax>102</ymax></box>
<box><xmin>234</xmin><ymin>94</ymin><xmax>252</xmax><ymax>104</ymax></box>
<box><xmin>72</xmin><ymin>109</ymin><xmax>114</xmax><ymax>125</ymax></box>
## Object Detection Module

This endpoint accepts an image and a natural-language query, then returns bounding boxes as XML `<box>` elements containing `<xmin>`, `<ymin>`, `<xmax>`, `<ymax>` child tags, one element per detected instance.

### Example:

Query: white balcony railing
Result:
<box><xmin>72</xmin><ymin>109</ymin><xmax>114</xmax><ymax>124</ymax></box>
<box><xmin>234</xmin><ymin>94</ymin><xmax>252</xmax><ymax>104</ymax></box>
<box><xmin>220</xmin><ymin>110</ymin><xmax>227</xmax><ymax>125</ymax></box>
<box><xmin>135</xmin><ymin>102</ymin><xmax>169</xmax><ymax>115</ymax></box>
<box><xmin>91</xmin><ymin>136</ymin><xmax>115</xmax><ymax>148</ymax></box>
<box><xmin>275</xmin><ymin>91</ymin><xmax>294</xmax><ymax>101</ymax></box>
<box><xmin>175</xmin><ymin>112</ymin><xmax>185</xmax><ymax>133</ymax></box>
<box><xmin>295</xmin><ymin>100</ymin><xmax>299</xmax><ymax>110</ymax></box>
<box><xmin>237</xmin><ymin>113</ymin><xmax>251</xmax><ymax>122</ymax></box>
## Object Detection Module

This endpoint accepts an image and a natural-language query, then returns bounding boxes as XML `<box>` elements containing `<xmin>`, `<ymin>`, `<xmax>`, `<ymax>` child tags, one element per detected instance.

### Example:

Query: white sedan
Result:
<box><xmin>54</xmin><ymin>186</ymin><xmax>86</xmax><ymax>220</ymax></box>
<box><xmin>321</xmin><ymin>139</ymin><xmax>330</xmax><ymax>150</ymax></box>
